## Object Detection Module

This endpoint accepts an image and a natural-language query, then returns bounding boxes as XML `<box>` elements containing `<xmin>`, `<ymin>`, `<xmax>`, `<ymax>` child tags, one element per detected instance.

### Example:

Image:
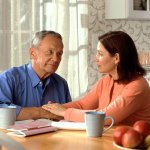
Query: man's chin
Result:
<box><xmin>46</xmin><ymin>68</ymin><xmax>57</xmax><ymax>74</ymax></box>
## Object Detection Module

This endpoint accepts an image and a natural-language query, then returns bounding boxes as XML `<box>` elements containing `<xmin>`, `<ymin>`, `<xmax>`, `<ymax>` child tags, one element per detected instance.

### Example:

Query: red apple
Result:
<box><xmin>113</xmin><ymin>126</ymin><xmax>131</xmax><ymax>146</ymax></box>
<box><xmin>133</xmin><ymin>120</ymin><xmax>150</xmax><ymax>138</ymax></box>
<box><xmin>122</xmin><ymin>128</ymin><xmax>143</xmax><ymax>148</ymax></box>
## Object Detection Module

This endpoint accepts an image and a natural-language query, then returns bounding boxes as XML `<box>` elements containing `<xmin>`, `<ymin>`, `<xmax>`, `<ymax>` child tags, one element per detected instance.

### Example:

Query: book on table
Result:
<box><xmin>6</xmin><ymin>119</ymin><xmax>86</xmax><ymax>137</ymax></box>
<box><xmin>7</xmin><ymin>120</ymin><xmax>58</xmax><ymax>137</ymax></box>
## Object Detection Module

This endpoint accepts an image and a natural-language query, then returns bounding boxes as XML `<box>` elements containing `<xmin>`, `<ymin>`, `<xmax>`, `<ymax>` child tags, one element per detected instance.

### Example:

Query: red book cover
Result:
<box><xmin>7</xmin><ymin>120</ymin><xmax>58</xmax><ymax>137</ymax></box>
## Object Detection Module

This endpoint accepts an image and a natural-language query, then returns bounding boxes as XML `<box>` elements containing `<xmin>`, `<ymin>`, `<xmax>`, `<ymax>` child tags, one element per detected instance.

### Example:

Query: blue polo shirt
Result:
<box><xmin>0</xmin><ymin>64</ymin><xmax>71</xmax><ymax>115</ymax></box>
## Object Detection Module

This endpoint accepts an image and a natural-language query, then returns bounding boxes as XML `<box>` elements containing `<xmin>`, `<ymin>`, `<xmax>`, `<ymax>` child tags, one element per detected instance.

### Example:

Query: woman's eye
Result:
<box><xmin>97</xmin><ymin>51</ymin><xmax>103</xmax><ymax>56</ymax></box>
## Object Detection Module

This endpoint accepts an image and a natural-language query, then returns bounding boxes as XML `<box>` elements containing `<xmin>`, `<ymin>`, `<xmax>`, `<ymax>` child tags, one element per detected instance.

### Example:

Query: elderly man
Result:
<box><xmin>0</xmin><ymin>30</ymin><xmax>71</xmax><ymax>120</ymax></box>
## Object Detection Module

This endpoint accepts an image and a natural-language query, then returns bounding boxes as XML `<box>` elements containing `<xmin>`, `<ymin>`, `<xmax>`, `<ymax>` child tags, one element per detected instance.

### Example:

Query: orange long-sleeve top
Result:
<box><xmin>63</xmin><ymin>75</ymin><xmax>150</xmax><ymax>125</ymax></box>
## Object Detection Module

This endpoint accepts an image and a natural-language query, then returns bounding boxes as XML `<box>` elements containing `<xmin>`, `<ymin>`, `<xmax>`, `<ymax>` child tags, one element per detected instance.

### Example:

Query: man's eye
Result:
<box><xmin>57</xmin><ymin>52</ymin><xmax>63</xmax><ymax>57</ymax></box>
<box><xmin>47</xmin><ymin>50</ymin><xmax>53</xmax><ymax>55</ymax></box>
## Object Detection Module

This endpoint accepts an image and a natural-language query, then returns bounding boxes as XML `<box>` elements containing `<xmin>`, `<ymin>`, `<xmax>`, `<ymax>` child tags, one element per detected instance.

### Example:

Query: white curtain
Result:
<box><xmin>0</xmin><ymin>0</ymin><xmax>89</xmax><ymax>99</ymax></box>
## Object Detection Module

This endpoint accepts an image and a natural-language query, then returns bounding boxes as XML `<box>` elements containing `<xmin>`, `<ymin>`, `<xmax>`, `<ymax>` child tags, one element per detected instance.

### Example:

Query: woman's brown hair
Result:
<box><xmin>98</xmin><ymin>31</ymin><xmax>146</xmax><ymax>83</ymax></box>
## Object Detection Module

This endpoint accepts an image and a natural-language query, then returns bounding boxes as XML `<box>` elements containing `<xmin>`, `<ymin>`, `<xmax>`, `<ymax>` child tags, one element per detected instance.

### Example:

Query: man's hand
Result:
<box><xmin>16</xmin><ymin>107</ymin><xmax>63</xmax><ymax>121</ymax></box>
<box><xmin>42</xmin><ymin>103</ymin><xmax>67</xmax><ymax>117</ymax></box>
<box><xmin>40</xmin><ymin>107</ymin><xmax>63</xmax><ymax>121</ymax></box>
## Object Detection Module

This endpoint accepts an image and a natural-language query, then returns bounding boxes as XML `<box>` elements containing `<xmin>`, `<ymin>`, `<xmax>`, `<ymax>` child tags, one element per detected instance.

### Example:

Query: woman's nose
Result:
<box><xmin>95</xmin><ymin>54</ymin><xmax>99</xmax><ymax>62</ymax></box>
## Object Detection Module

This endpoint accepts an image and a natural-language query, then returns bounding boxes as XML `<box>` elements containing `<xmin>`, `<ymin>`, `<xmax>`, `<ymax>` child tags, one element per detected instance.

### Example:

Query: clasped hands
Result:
<box><xmin>42</xmin><ymin>102</ymin><xmax>67</xmax><ymax>117</ymax></box>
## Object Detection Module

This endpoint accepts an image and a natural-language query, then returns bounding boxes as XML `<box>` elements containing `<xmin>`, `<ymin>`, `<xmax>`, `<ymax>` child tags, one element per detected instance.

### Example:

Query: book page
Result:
<box><xmin>37</xmin><ymin>119</ymin><xmax>86</xmax><ymax>130</ymax></box>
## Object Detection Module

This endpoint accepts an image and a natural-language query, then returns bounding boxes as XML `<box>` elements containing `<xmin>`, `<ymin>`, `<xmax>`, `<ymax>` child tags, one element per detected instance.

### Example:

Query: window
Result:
<box><xmin>0</xmin><ymin>0</ymin><xmax>89</xmax><ymax>99</ymax></box>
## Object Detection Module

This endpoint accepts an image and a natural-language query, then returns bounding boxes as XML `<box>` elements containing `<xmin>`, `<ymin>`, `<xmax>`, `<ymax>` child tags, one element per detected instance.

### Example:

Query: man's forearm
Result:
<box><xmin>17</xmin><ymin>107</ymin><xmax>63</xmax><ymax>121</ymax></box>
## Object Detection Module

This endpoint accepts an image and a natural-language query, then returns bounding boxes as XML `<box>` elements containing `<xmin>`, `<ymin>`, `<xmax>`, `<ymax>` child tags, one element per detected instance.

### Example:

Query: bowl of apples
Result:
<box><xmin>113</xmin><ymin>120</ymin><xmax>150</xmax><ymax>150</ymax></box>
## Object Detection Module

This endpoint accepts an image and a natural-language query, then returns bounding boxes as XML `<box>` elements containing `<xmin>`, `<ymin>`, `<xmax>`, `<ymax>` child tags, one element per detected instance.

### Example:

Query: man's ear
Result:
<box><xmin>114</xmin><ymin>53</ymin><xmax>120</xmax><ymax>64</ymax></box>
<box><xmin>29</xmin><ymin>47</ymin><xmax>37</xmax><ymax>59</ymax></box>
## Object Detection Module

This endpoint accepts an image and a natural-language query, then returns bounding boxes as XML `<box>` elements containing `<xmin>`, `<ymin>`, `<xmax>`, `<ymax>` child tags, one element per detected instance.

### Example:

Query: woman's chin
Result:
<box><xmin>98</xmin><ymin>69</ymin><xmax>104</xmax><ymax>73</ymax></box>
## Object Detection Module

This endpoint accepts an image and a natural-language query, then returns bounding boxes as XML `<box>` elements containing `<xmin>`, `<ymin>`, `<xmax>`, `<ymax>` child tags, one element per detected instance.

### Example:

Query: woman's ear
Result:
<box><xmin>114</xmin><ymin>53</ymin><xmax>120</xmax><ymax>64</ymax></box>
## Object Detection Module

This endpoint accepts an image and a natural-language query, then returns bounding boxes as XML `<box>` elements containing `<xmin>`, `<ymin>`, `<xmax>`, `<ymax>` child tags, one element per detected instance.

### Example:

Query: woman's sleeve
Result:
<box><xmin>99</xmin><ymin>78</ymin><xmax>150</xmax><ymax>125</ymax></box>
<box><xmin>64</xmin><ymin>78</ymin><xmax>150</xmax><ymax>124</ymax></box>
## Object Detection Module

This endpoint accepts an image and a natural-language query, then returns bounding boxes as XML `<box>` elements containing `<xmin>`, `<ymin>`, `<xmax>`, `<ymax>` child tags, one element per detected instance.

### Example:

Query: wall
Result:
<box><xmin>88</xmin><ymin>0</ymin><xmax>150</xmax><ymax>89</ymax></box>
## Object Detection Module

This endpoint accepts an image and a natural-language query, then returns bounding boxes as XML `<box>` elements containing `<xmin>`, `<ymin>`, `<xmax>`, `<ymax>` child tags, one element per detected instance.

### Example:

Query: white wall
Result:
<box><xmin>88</xmin><ymin>0</ymin><xmax>150</xmax><ymax>89</ymax></box>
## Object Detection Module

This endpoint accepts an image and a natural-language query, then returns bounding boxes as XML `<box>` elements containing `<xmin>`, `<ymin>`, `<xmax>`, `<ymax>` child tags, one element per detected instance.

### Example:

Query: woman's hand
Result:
<box><xmin>42</xmin><ymin>103</ymin><xmax>67</xmax><ymax>117</ymax></box>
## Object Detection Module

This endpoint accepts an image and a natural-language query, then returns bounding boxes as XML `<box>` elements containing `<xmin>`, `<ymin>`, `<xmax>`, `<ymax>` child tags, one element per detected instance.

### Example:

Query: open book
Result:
<box><xmin>7</xmin><ymin>119</ymin><xmax>86</xmax><ymax>137</ymax></box>
<box><xmin>47</xmin><ymin>119</ymin><xmax>85</xmax><ymax>130</ymax></box>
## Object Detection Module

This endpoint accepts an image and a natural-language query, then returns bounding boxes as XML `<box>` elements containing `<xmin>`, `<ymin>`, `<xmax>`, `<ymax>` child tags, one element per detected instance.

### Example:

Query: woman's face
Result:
<box><xmin>95</xmin><ymin>41</ymin><xmax>119</xmax><ymax>76</ymax></box>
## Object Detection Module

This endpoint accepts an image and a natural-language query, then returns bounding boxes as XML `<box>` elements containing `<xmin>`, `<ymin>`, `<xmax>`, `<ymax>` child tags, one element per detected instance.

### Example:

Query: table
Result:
<box><xmin>1</xmin><ymin>128</ymin><xmax>119</xmax><ymax>150</ymax></box>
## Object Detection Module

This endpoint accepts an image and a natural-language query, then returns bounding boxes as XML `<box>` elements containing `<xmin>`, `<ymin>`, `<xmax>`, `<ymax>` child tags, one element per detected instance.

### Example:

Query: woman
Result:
<box><xmin>42</xmin><ymin>31</ymin><xmax>150</xmax><ymax>125</ymax></box>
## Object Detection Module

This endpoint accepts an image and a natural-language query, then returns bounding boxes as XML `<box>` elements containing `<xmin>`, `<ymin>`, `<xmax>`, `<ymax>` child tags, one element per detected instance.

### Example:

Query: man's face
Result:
<box><xmin>30</xmin><ymin>35</ymin><xmax>63</xmax><ymax>79</ymax></box>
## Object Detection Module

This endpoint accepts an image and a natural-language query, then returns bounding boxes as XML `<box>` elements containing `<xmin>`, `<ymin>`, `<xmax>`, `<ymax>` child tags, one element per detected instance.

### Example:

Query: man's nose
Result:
<box><xmin>52</xmin><ymin>53</ymin><xmax>61</xmax><ymax>62</ymax></box>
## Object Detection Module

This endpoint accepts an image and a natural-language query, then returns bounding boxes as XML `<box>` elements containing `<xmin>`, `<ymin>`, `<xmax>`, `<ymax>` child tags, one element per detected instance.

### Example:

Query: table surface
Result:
<box><xmin>1</xmin><ymin>127</ymin><xmax>119</xmax><ymax>150</ymax></box>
